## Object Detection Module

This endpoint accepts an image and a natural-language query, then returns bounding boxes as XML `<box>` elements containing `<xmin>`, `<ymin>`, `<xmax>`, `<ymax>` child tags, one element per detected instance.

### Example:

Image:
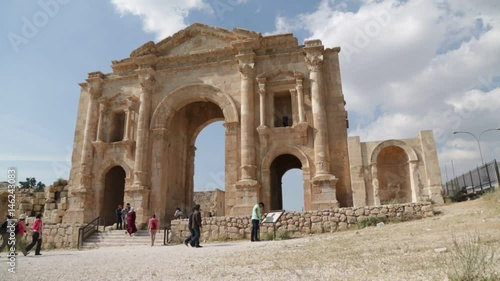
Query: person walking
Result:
<box><xmin>0</xmin><ymin>215</ymin><xmax>14</xmax><ymax>255</ymax></box>
<box><xmin>184</xmin><ymin>206</ymin><xmax>196</xmax><ymax>247</ymax></box>
<box><xmin>122</xmin><ymin>203</ymin><xmax>130</xmax><ymax>233</ymax></box>
<box><xmin>126</xmin><ymin>207</ymin><xmax>137</xmax><ymax>236</ymax></box>
<box><xmin>116</xmin><ymin>205</ymin><xmax>123</xmax><ymax>230</ymax></box>
<box><xmin>190</xmin><ymin>204</ymin><xmax>202</xmax><ymax>248</ymax></box>
<box><xmin>251</xmin><ymin>202</ymin><xmax>264</xmax><ymax>242</ymax></box>
<box><xmin>15</xmin><ymin>214</ymin><xmax>27</xmax><ymax>254</ymax></box>
<box><xmin>148</xmin><ymin>214</ymin><xmax>159</xmax><ymax>246</ymax></box>
<box><xmin>23</xmin><ymin>214</ymin><xmax>43</xmax><ymax>256</ymax></box>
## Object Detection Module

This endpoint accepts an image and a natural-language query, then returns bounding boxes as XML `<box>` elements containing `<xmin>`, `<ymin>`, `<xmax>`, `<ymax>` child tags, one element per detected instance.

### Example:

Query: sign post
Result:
<box><xmin>262</xmin><ymin>210</ymin><xmax>285</xmax><ymax>240</ymax></box>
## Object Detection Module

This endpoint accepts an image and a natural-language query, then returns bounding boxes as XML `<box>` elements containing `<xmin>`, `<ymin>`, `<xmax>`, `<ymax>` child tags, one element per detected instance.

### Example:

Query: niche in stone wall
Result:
<box><xmin>108</xmin><ymin>111</ymin><xmax>125</xmax><ymax>142</ymax></box>
<box><xmin>377</xmin><ymin>146</ymin><xmax>412</xmax><ymax>204</ymax></box>
<box><xmin>274</xmin><ymin>91</ymin><xmax>293</xmax><ymax>127</ymax></box>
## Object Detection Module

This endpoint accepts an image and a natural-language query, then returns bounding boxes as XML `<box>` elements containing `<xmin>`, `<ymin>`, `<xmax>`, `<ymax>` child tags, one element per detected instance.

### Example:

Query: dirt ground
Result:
<box><xmin>2</xmin><ymin>195</ymin><xmax>499</xmax><ymax>281</ymax></box>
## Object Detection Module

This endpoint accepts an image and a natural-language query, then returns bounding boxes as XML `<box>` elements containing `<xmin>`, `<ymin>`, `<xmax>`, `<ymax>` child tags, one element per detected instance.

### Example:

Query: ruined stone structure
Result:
<box><xmin>349</xmin><ymin>131</ymin><xmax>444</xmax><ymax>206</ymax></box>
<box><xmin>193</xmin><ymin>189</ymin><xmax>225</xmax><ymax>217</ymax></box>
<box><xmin>62</xmin><ymin>23</ymin><xmax>443</xmax><ymax>228</ymax></box>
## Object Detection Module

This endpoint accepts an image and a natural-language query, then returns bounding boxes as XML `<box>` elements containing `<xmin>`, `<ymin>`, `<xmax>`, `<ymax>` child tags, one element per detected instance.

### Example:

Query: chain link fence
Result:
<box><xmin>443</xmin><ymin>159</ymin><xmax>499</xmax><ymax>199</ymax></box>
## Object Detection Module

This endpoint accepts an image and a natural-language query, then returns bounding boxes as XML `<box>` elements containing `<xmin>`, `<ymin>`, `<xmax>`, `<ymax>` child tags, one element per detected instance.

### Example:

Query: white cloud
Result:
<box><xmin>110</xmin><ymin>0</ymin><xmax>210</xmax><ymax>40</ymax></box>
<box><xmin>273</xmin><ymin>0</ymin><xmax>500</xmax><ymax>178</ymax></box>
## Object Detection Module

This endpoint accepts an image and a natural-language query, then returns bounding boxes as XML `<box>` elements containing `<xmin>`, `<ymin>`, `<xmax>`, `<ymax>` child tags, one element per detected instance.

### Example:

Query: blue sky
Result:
<box><xmin>1</xmin><ymin>0</ymin><xmax>499</xmax><ymax>211</ymax></box>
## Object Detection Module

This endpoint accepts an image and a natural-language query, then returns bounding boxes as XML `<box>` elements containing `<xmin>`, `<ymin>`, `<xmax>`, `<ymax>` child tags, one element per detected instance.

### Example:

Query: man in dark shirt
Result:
<box><xmin>189</xmin><ymin>204</ymin><xmax>202</xmax><ymax>248</ymax></box>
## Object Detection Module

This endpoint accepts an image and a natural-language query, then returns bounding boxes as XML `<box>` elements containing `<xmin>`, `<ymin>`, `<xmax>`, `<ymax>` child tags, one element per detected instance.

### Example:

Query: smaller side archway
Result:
<box><xmin>100</xmin><ymin>166</ymin><xmax>126</xmax><ymax>226</ymax></box>
<box><xmin>261</xmin><ymin>146</ymin><xmax>311</xmax><ymax>211</ymax></box>
<box><xmin>369</xmin><ymin>140</ymin><xmax>418</xmax><ymax>205</ymax></box>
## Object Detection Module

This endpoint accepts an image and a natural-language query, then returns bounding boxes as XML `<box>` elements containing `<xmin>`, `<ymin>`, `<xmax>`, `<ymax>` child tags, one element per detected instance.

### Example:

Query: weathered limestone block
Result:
<box><xmin>355</xmin><ymin>208</ymin><xmax>364</xmax><ymax>216</ymax></box>
<box><xmin>311</xmin><ymin>222</ymin><xmax>323</xmax><ymax>233</ymax></box>
<box><xmin>345</xmin><ymin>209</ymin><xmax>354</xmax><ymax>216</ymax></box>
<box><xmin>347</xmin><ymin>216</ymin><xmax>356</xmax><ymax>224</ymax></box>
<box><xmin>338</xmin><ymin>222</ymin><xmax>348</xmax><ymax>230</ymax></box>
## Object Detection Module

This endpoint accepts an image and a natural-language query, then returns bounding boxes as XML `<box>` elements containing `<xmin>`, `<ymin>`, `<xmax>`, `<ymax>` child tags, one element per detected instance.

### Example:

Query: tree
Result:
<box><xmin>19</xmin><ymin>177</ymin><xmax>45</xmax><ymax>191</ymax></box>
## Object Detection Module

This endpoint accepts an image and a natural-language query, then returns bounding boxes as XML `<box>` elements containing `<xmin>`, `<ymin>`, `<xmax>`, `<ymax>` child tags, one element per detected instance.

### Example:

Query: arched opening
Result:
<box><xmin>269</xmin><ymin>154</ymin><xmax>302</xmax><ymax>210</ymax></box>
<box><xmin>193</xmin><ymin>121</ymin><xmax>225</xmax><ymax>217</ymax></box>
<box><xmin>162</xmin><ymin>101</ymin><xmax>224</xmax><ymax>223</ymax></box>
<box><xmin>101</xmin><ymin>166</ymin><xmax>126</xmax><ymax>225</ymax></box>
<box><xmin>281</xmin><ymin>168</ymin><xmax>304</xmax><ymax>211</ymax></box>
<box><xmin>376</xmin><ymin>146</ymin><xmax>411</xmax><ymax>204</ymax></box>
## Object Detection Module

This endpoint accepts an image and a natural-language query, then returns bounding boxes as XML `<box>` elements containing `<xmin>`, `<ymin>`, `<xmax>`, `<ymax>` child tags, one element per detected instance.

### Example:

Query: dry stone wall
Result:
<box><xmin>170</xmin><ymin>203</ymin><xmax>434</xmax><ymax>243</ymax></box>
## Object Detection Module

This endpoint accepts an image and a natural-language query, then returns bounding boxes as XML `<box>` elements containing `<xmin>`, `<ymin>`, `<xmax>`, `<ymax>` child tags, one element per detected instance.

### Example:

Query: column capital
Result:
<box><xmin>126</xmin><ymin>95</ymin><xmax>140</xmax><ymax>110</ymax></box>
<box><xmin>236</xmin><ymin>52</ymin><xmax>255</xmax><ymax>78</ymax></box>
<box><xmin>86</xmin><ymin>71</ymin><xmax>104</xmax><ymax>100</ymax></box>
<box><xmin>223</xmin><ymin>122</ymin><xmax>239</xmax><ymax>135</ymax></box>
<box><xmin>238</xmin><ymin>63</ymin><xmax>255</xmax><ymax>78</ymax></box>
<box><xmin>305</xmin><ymin>54</ymin><xmax>324</xmax><ymax>72</ymax></box>
<box><xmin>258</xmin><ymin>79</ymin><xmax>266</xmax><ymax>95</ymax></box>
<box><xmin>304</xmin><ymin>40</ymin><xmax>324</xmax><ymax>72</ymax></box>
<box><xmin>289</xmin><ymin>88</ymin><xmax>297</xmax><ymax>96</ymax></box>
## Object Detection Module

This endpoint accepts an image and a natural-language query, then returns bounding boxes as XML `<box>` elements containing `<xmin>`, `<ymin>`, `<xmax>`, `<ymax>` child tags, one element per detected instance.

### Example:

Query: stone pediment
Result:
<box><xmin>153</xmin><ymin>23</ymin><xmax>260</xmax><ymax>57</ymax></box>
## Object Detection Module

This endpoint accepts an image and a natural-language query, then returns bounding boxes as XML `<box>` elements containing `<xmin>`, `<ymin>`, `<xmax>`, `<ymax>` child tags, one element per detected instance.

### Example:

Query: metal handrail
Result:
<box><xmin>78</xmin><ymin>216</ymin><xmax>105</xmax><ymax>249</ymax></box>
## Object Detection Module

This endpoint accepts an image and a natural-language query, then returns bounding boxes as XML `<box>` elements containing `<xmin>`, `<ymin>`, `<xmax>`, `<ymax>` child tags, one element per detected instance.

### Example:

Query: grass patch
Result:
<box><xmin>263</xmin><ymin>232</ymin><xmax>274</xmax><ymax>241</ymax></box>
<box><xmin>276</xmin><ymin>230</ymin><xmax>290</xmax><ymax>240</ymax></box>
<box><xmin>442</xmin><ymin>232</ymin><xmax>498</xmax><ymax>281</ymax></box>
<box><xmin>356</xmin><ymin>216</ymin><xmax>387</xmax><ymax>229</ymax></box>
<box><xmin>45</xmin><ymin>242</ymin><xmax>57</xmax><ymax>250</ymax></box>
<box><xmin>482</xmin><ymin>188</ymin><xmax>500</xmax><ymax>214</ymax></box>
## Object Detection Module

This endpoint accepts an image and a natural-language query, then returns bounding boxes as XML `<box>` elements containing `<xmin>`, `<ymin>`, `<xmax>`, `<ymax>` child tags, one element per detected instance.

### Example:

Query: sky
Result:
<box><xmin>1</xmin><ymin>0</ymin><xmax>499</xmax><ymax>212</ymax></box>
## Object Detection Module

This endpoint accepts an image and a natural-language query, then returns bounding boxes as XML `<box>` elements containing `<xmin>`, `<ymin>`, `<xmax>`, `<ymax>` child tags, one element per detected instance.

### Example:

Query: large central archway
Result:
<box><xmin>149</xmin><ymin>84</ymin><xmax>239</xmax><ymax>225</ymax></box>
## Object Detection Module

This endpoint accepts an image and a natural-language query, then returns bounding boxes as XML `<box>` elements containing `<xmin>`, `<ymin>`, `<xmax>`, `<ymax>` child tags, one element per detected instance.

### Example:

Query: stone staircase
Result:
<box><xmin>81</xmin><ymin>229</ymin><xmax>163</xmax><ymax>249</ymax></box>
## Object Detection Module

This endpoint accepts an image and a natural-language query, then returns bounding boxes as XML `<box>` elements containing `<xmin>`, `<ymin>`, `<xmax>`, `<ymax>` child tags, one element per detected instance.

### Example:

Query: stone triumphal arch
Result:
<box><xmin>63</xmin><ymin>24</ymin><xmax>443</xmax><ymax>226</ymax></box>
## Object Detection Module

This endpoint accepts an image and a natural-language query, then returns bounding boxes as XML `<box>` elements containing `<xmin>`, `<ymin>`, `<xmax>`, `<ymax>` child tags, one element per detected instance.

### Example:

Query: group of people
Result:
<box><xmin>0</xmin><ymin>213</ymin><xmax>44</xmax><ymax>256</ymax></box>
<box><xmin>112</xmin><ymin>201</ymin><xmax>265</xmax><ymax>248</ymax></box>
<box><xmin>115</xmin><ymin>203</ymin><xmax>137</xmax><ymax>236</ymax></box>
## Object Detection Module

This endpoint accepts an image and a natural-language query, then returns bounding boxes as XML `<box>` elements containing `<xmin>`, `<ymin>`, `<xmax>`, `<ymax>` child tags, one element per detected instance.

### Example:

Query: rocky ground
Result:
<box><xmin>2</xmin><ymin>193</ymin><xmax>499</xmax><ymax>281</ymax></box>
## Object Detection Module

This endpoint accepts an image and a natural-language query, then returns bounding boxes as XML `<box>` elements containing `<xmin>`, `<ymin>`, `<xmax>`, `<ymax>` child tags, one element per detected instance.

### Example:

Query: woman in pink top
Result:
<box><xmin>23</xmin><ymin>214</ymin><xmax>43</xmax><ymax>256</ymax></box>
<box><xmin>148</xmin><ymin>214</ymin><xmax>159</xmax><ymax>246</ymax></box>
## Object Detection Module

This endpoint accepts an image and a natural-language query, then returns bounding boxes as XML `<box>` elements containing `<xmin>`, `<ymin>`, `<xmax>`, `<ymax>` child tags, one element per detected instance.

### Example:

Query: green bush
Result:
<box><xmin>444</xmin><ymin>232</ymin><xmax>498</xmax><ymax>281</ymax></box>
<box><xmin>263</xmin><ymin>232</ymin><xmax>274</xmax><ymax>241</ymax></box>
<box><xmin>276</xmin><ymin>230</ymin><xmax>290</xmax><ymax>240</ymax></box>
<box><xmin>53</xmin><ymin>178</ymin><xmax>68</xmax><ymax>187</ymax></box>
<box><xmin>356</xmin><ymin>216</ymin><xmax>387</xmax><ymax>229</ymax></box>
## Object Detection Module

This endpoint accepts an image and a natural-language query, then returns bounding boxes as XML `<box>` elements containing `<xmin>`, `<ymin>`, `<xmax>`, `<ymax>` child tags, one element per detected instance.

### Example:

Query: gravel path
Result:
<box><xmin>2</xmin><ymin>198</ymin><xmax>499</xmax><ymax>281</ymax></box>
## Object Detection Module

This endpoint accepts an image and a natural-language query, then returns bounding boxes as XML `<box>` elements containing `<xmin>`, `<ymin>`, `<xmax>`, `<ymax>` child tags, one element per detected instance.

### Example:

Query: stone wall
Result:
<box><xmin>43</xmin><ymin>184</ymin><xmax>69</xmax><ymax>224</ymax></box>
<box><xmin>17</xmin><ymin>216</ymin><xmax>80</xmax><ymax>249</ymax></box>
<box><xmin>0</xmin><ymin>187</ymin><xmax>45</xmax><ymax>219</ymax></box>
<box><xmin>170</xmin><ymin>202</ymin><xmax>434</xmax><ymax>243</ymax></box>
<box><xmin>193</xmin><ymin>189</ymin><xmax>225</xmax><ymax>217</ymax></box>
